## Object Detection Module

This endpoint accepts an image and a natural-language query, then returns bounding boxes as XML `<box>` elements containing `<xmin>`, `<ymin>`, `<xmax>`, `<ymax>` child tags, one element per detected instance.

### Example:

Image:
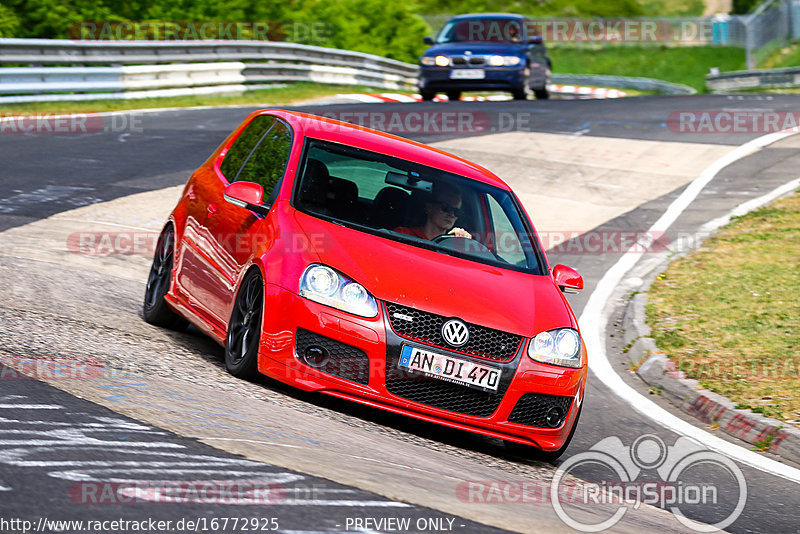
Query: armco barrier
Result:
<box><xmin>0</xmin><ymin>38</ymin><xmax>696</xmax><ymax>103</ymax></box>
<box><xmin>0</xmin><ymin>62</ymin><xmax>246</xmax><ymax>95</ymax></box>
<box><xmin>0</xmin><ymin>39</ymin><xmax>418</xmax><ymax>103</ymax></box>
<box><xmin>0</xmin><ymin>38</ymin><xmax>417</xmax><ymax>77</ymax></box>
<box><xmin>552</xmin><ymin>74</ymin><xmax>696</xmax><ymax>95</ymax></box>
<box><xmin>706</xmin><ymin>66</ymin><xmax>800</xmax><ymax>92</ymax></box>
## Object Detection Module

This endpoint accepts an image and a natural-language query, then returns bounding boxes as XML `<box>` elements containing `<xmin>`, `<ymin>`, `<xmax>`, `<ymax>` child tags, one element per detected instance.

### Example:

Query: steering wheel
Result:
<box><xmin>432</xmin><ymin>233</ymin><xmax>459</xmax><ymax>244</ymax></box>
<box><xmin>432</xmin><ymin>233</ymin><xmax>493</xmax><ymax>254</ymax></box>
<box><xmin>432</xmin><ymin>233</ymin><xmax>511</xmax><ymax>263</ymax></box>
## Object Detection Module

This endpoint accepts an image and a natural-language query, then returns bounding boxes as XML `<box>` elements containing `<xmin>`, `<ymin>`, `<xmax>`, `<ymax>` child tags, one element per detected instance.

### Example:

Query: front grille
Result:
<box><xmin>385</xmin><ymin>302</ymin><xmax>522</xmax><ymax>362</ymax></box>
<box><xmin>295</xmin><ymin>329</ymin><xmax>370</xmax><ymax>385</ymax></box>
<box><xmin>449</xmin><ymin>56</ymin><xmax>486</xmax><ymax>66</ymax></box>
<box><xmin>507</xmin><ymin>393</ymin><xmax>573</xmax><ymax>428</ymax></box>
<box><xmin>384</xmin><ymin>351</ymin><xmax>510</xmax><ymax>417</ymax></box>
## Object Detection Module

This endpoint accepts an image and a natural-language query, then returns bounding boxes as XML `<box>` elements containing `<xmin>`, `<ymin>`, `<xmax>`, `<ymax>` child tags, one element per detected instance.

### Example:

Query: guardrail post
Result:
<box><xmin>792</xmin><ymin>0</ymin><xmax>800</xmax><ymax>37</ymax></box>
<box><xmin>744</xmin><ymin>19</ymin><xmax>754</xmax><ymax>70</ymax></box>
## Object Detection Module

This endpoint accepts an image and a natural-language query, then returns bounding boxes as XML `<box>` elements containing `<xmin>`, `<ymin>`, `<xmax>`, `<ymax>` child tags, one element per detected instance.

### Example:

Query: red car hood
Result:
<box><xmin>295</xmin><ymin>213</ymin><xmax>574</xmax><ymax>337</ymax></box>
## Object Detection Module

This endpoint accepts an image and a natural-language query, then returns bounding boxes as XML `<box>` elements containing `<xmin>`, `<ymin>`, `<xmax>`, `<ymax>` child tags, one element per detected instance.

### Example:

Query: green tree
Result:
<box><xmin>414</xmin><ymin>0</ymin><xmax>645</xmax><ymax>18</ymax></box>
<box><xmin>732</xmin><ymin>0</ymin><xmax>762</xmax><ymax>14</ymax></box>
<box><xmin>0</xmin><ymin>2</ymin><xmax>21</xmax><ymax>37</ymax></box>
<box><xmin>5</xmin><ymin>0</ymin><xmax>120</xmax><ymax>38</ymax></box>
<box><xmin>287</xmin><ymin>0</ymin><xmax>428</xmax><ymax>62</ymax></box>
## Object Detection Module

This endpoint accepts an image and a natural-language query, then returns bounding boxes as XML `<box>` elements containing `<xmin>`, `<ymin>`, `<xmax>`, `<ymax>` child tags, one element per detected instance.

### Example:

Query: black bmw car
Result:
<box><xmin>418</xmin><ymin>13</ymin><xmax>551</xmax><ymax>101</ymax></box>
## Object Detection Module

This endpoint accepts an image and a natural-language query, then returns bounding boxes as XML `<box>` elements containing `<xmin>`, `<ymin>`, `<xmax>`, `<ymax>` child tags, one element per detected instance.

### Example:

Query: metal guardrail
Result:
<box><xmin>706</xmin><ymin>66</ymin><xmax>800</xmax><ymax>92</ymax></box>
<box><xmin>0</xmin><ymin>62</ymin><xmax>246</xmax><ymax>95</ymax></box>
<box><xmin>0</xmin><ymin>38</ymin><xmax>417</xmax><ymax>76</ymax></box>
<box><xmin>0</xmin><ymin>39</ymin><xmax>695</xmax><ymax>103</ymax></box>
<box><xmin>0</xmin><ymin>39</ymin><xmax>418</xmax><ymax>103</ymax></box>
<box><xmin>552</xmin><ymin>74</ymin><xmax>695</xmax><ymax>95</ymax></box>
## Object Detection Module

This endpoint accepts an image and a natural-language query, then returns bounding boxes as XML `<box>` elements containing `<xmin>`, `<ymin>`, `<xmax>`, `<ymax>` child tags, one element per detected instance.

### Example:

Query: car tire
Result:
<box><xmin>143</xmin><ymin>225</ymin><xmax>188</xmax><ymax>330</ymax></box>
<box><xmin>225</xmin><ymin>268</ymin><xmax>264</xmax><ymax>380</ymax></box>
<box><xmin>420</xmin><ymin>90</ymin><xmax>436</xmax><ymax>101</ymax></box>
<box><xmin>534</xmin><ymin>88</ymin><xmax>550</xmax><ymax>100</ymax></box>
<box><xmin>512</xmin><ymin>66</ymin><xmax>531</xmax><ymax>100</ymax></box>
<box><xmin>505</xmin><ymin>404</ymin><xmax>582</xmax><ymax>463</ymax></box>
<box><xmin>446</xmin><ymin>91</ymin><xmax>461</xmax><ymax>101</ymax></box>
<box><xmin>534</xmin><ymin>65</ymin><xmax>551</xmax><ymax>100</ymax></box>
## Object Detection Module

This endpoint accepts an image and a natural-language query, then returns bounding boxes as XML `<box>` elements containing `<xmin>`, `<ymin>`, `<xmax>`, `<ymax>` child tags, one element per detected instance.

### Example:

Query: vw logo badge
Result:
<box><xmin>442</xmin><ymin>319</ymin><xmax>469</xmax><ymax>347</ymax></box>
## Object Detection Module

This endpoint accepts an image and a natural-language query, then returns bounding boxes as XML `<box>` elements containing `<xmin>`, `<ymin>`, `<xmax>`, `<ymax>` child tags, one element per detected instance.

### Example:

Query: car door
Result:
<box><xmin>179</xmin><ymin>115</ymin><xmax>292</xmax><ymax>327</ymax></box>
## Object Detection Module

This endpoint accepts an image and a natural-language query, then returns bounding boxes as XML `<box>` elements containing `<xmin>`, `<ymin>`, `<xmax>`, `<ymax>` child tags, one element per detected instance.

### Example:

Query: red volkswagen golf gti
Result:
<box><xmin>144</xmin><ymin>109</ymin><xmax>587</xmax><ymax>459</ymax></box>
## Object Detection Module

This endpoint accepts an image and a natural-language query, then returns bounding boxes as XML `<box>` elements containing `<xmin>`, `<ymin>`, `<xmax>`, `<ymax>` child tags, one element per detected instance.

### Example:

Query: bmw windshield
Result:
<box><xmin>436</xmin><ymin>18</ymin><xmax>524</xmax><ymax>44</ymax></box>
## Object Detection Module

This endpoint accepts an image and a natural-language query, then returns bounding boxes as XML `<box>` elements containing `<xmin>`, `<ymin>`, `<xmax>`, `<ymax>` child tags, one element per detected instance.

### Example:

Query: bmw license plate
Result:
<box><xmin>398</xmin><ymin>345</ymin><xmax>500</xmax><ymax>392</ymax></box>
<box><xmin>450</xmin><ymin>69</ymin><xmax>485</xmax><ymax>80</ymax></box>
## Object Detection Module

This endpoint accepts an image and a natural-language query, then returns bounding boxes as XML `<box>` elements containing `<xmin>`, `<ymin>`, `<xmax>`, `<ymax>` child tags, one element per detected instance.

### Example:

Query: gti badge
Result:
<box><xmin>442</xmin><ymin>319</ymin><xmax>469</xmax><ymax>347</ymax></box>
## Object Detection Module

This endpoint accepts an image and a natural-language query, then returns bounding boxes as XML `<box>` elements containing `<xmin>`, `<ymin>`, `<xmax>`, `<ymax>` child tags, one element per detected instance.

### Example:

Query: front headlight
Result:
<box><xmin>489</xmin><ymin>55</ymin><xmax>522</xmax><ymax>66</ymax></box>
<box><xmin>527</xmin><ymin>328</ymin><xmax>582</xmax><ymax>368</ymax></box>
<box><xmin>299</xmin><ymin>264</ymin><xmax>378</xmax><ymax>318</ymax></box>
<box><xmin>434</xmin><ymin>55</ymin><xmax>450</xmax><ymax>67</ymax></box>
<box><xmin>421</xmin><ymin>56</ymin><xmax>435</xmax><ymax>66</ymax></box>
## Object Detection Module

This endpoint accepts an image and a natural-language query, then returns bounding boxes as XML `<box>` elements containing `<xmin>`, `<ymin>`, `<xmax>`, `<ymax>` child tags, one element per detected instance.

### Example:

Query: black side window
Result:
<box><xmin>236</xmin><ymin>121</ymin><xmax>292</xmax><ymax>200</ymax></box>
<box><xmin>219</xmin><ymin>115</ymin><xmax>275</xmax><ymax>181</ymax></box>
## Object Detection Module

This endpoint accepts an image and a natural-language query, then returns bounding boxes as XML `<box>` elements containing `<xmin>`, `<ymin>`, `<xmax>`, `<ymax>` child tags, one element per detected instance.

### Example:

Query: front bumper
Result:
<box><xmin>419</xmin><ymin>66</ymin><xmax>526</xmax><ymax>92</ymax></box>
<box><xmin>258</xmin><ymin>284</ymin><xmax>586</xmax><ymax>450</ymax></box>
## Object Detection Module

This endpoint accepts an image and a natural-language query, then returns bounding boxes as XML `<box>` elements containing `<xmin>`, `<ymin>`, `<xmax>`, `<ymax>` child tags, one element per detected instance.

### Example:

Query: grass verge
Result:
<box><xmin>0</xmin><ymin>83</ymin><xmax>385</xmax><ymax>115</ymax></box>
<box><xmin>762</xmin><ymin>42</ymin><xmax>800</xmax><ymax>70</ymax></box>
<box><xmin>646</xmin><ymin>191</ymin><xmax>800</xmax><ymax>426</ymax></box>
<box><xmin>550</xmin><ymin>45</ymin><xmax>746</xmax><ymax>92</ymax></box>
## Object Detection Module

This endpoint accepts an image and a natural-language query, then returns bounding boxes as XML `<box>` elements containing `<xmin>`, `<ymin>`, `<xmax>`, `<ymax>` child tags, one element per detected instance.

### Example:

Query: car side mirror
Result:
<box><xmin>223</xmin><ymin>181</ymin><xmax>270</xmax><ymax>216</ymax></box>
<box><xmin>423</xmin><ymin>36</ymin><xmax>434</xmax><ymax>45</ymax></box>
<box><xmin>528</xmin><ymin>36</ymin><xmax>543</xmax><ymax>44</ymax></box>
<box><xmin>552</xmin><ymin>264</ymin><xmax>583</xmax><ymax>294</ymax></box>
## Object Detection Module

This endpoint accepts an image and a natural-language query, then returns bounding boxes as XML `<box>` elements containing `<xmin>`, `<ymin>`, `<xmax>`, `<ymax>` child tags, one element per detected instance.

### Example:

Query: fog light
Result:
<box><xmin>304</xmin><ymin>345</ymin><xmax>329</xmax><ymax>367</ymax></box>
<box><xmin>545</xmin><ymin>406</ymin><xmax>564</xmax><ymax>428</ymax></box>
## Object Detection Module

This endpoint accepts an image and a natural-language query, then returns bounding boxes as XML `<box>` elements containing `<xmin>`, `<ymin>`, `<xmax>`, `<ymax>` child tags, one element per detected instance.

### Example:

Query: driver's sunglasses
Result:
<box><xmin>434</xmin><ymin>201</ymin><xmax>463</xmax><ymax>217</ymax></box>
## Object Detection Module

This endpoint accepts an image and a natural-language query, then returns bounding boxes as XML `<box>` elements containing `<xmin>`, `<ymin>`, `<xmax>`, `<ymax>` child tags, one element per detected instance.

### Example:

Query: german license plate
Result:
<box><xmin>450</xmin><ymin>69</ymin><xmax>485</xmax><ymax>80</ymax></box>
<box><xmin>398</xmin><ymin>345</ymin><xmax>500</xmax><ymax>392</ymax></box>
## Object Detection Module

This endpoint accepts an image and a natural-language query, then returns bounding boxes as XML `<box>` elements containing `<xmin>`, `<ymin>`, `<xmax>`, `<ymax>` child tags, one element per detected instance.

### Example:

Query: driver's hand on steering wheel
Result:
<box><xmin>448</xmin><ymin>227</ymin><xmax>472</xmax><ymax>239</ymax></box>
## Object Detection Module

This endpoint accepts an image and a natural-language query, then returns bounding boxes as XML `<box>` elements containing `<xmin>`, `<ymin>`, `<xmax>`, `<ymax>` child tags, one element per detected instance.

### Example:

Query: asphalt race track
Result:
<box><xmin>1</xmin><ymin>94</ymin><xmax>799</xmax><ymax>533</ymax></box>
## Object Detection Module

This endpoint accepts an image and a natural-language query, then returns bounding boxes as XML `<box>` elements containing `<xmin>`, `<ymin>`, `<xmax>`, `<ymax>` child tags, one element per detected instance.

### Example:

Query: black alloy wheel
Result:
<box><xmin>225</xmin><ymin>269</ymin><xmax>264</xmax><ymax>379</ymax></box>
<box><xmin>143</xmin><ymin>225</ymin><xmax>187</xmax><ymax>330</ymax></box>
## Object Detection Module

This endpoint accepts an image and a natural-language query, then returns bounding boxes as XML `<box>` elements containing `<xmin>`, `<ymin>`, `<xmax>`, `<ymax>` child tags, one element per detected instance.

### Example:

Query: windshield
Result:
<box><xmin>293</xmin><ymin>139</ymin><xmax>545</xmax><ymax>274</ymax></box>
<box><xmin>436</xmin><ymin>18</ymin><xmax>523</xmax><ymax>44</ymax></box>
